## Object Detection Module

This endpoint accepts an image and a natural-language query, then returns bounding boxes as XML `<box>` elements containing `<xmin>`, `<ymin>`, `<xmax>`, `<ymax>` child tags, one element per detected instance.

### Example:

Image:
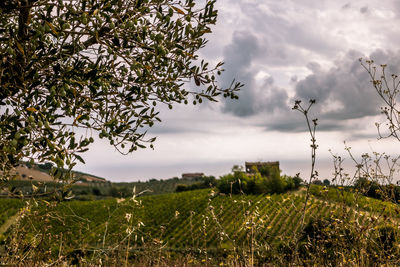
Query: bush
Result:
<box><xmin>217</xmin><ymin>172</ymin><xmax>250</xmax><ymax>194</ymax></box>
<box><xmin>312</xmin><ymin>179</ymin><xmax>323</xmax><ymax>185</ymax></box>
<box><xmin>92</xmin><ymin>188</ymin><xmax>101</xmax><ymax>196</ymax></box>
<box><xmin>176</xmin><ymin>184</ymin><xmax>189</xmax><ymax>192</ymax></box>
<box><xmin>175</xmin><ymin>176</ymin><xmax>217</xmax><ymax>192</ymax></box>
<box><xmin>354</xmin><ymin>177</ymin><xmax>400</xmax><ymax>203</ymax></box>
<box><xmin>217</xmin><ymin>170</ymin><xmax>301</xmax><ymax>195</ymax></box>
<box><xmin>323</xmin><ymin>179</ymin><xmax>330</xmax><ymax>186</ymax></box>
<box><xmin>38</xmin><ymin>162</ymin><xmax>54</xmax><ymax>171</ymax></box>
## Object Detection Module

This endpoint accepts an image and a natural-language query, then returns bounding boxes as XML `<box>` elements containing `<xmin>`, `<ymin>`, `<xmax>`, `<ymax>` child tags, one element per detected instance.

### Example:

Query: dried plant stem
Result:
<box><xmin>250</xmin><ymin>215</ymin><xmax>254</xmax><ymax>267</ymax></box>
<box><xmin>291</xmin><ymin>99</ymin><xmax>318</xmax><ymax>263</ymax></box>
<box><xmin>124</xmin><ymin>232</ymin><xmax>131</xmax><ymax>267</ymax></box>
<box><xmin>293</xmin><ymin>99</ymin><xmax>318</xmax><ymax>232</ymax></box>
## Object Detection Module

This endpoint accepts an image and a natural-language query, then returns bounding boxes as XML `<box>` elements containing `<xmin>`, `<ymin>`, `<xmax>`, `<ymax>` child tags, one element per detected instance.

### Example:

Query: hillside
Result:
<box><xmin>11</xmin><ymin>162</ymin><xmax>108</xmax><ymax>183</ymax></box>
<box><xmin>3</xmin><ymin>176</ymin><xmax>203</xmax><ymax>200</ymax></box>
<box><xmin>3</xmin><ymin>162</ymin><xmax>214</xmax><ymax>201</ymax></box>
<box><xmin>1</xmin><ymin>186</ymin><xmax>400</xmax><ymax>265</ymax></box>
<box><xmin>13</xmin><ymin>165</ymin><xmax>54</xmax><ymax>182</ymax></box>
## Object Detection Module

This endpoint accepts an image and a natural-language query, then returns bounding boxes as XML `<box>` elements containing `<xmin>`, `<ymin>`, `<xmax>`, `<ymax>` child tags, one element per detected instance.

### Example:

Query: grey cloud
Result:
<box><xmin>261</xmin><ymin>118</ymin><xmax>304</xmax><ymax>132</ymax></box>
<box><xmin>368</xmin><ymin>49</ymin><xmax>400</xmax><ymax>74</ymax></box>
<box><xmin>148</xmin><ymin>124</ymin><xmax>200</xmax><ymax>135</ymax></box>
<box><xmin>215</xmin><ymin>1</ymin><xmax>400</xmax><ymax>133</ymax></box>
<box><xmin>220</xmin><ymin>31</ymin><xmax>289</xmax><ymax>117</ymax></box>
<box><xmin>306</xmin><ymin>62</ymin><xmax>322</xmax><ymax>73</ymax></box>
<box><xmin>263</xmin><ymin>79</ymin><xmax>290</xmax><ymax>115</ymax></box>
<box><xmin>148</xmin><ymin>118</ymin><xmax>220</xmax><ymax>135</ymax></box>
<box><xmin>215</xmin><ymin>1</ymin><xmax>343</xmax><ymax>69</ymax></box>
<box><xmin>360</xmin><ymin>6</ymin><xmax>369</xmax><ymax>14</ymax></box>
<box><xmin>265</xmin><ymin>117</ymin><xmax>350</xmax><ymax>132</ymax></box>
<box><xmin>285</xmin><ymin>24</ymin><xmax>341</xmax><ymax>56</ymax></box>
<box><xmin>222</xmin><ymin>47</ymin><xmax>400</xmax><ymax>133</ymax></box>
<box><xmin>220</xmin><ymin>31</ymin><xmax>263</xmax><ymax>117</ymax></box>
<box><xmin>392</xmin><ymin>2</ymin><xmax>400</xmax><ymax>18</ymax></box>
<box><xmin>237</xmin><ymin>2</ymin><xmax>343</xmax><ymax>60</ymax></box>
<box><xmin>294</xmin><ymin>49</ymin><xmax>400</xmax><ymax>123</ymax></box>
<box><xmin>346</xmin><ymin>131</ymin><xmax>379</xmax><ymax>141</ymax></box>
<box><xmin>146</xmin><ymin>104</ymin><xmax>226</xmax><ymax>135</ymax></box>
<box><xmin>342</xmin><ymin>3</ymin><xmax>351</xmax><ymax>9</ymax></box>
<box><xmin>295</xmin><ymin>50</ymin><xmax>378</xmax><ymax>121</ymax></box>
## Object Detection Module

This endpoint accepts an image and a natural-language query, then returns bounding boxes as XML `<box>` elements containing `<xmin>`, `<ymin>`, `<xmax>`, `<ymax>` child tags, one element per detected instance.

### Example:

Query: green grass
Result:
<box><xmin>1</xmin><ymin>186</ymin><xmax>398</xmax><ymax>259</ymax></box>
<box><xmin>0</xmin><ymin>199</ymin><xmax>24</xmax><ymax>227</ymax></box>
<box><xmin>1</xmin><ymin>191</ymin><xmax>328</xmax><ymax>248</ymax></box>
<box><xmin>310</xmin><ymin>184</ymin><xmax>400</xmax><ymax>218</ymax></box>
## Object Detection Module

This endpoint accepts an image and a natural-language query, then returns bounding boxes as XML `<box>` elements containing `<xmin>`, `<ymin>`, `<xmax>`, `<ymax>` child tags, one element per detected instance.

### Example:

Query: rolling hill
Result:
<box><xmin>1</xmin><ymin>186</ymin><xmax>399</xmax><ymax>265</ymax></box>
<box><xmin>11</xmin><ymin>162</ymin><xmax>109</xmax><ymax>183</ymax></box>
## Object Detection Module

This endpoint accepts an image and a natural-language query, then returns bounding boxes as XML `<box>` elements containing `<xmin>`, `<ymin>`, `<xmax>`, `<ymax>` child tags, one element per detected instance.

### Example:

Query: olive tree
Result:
<box><xmin>0</xmin><ymin>0</ymin><xmax>242</xmax><ymax>180</ymax></box>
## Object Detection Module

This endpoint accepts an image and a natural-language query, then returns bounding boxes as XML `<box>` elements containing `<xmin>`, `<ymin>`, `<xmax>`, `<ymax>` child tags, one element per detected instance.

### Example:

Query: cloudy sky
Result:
<box><xmin>76</xmin><ymin>0</ymin><xmax>400</xmax><ymax>182</ymax></box>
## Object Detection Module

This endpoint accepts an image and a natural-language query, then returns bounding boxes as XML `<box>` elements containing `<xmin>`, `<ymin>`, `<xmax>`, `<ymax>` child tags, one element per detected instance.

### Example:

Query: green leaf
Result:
<box><xmin>75</xmin><ymin>154</ymin><xmax>85</xmax><ymax>164</ymax></box>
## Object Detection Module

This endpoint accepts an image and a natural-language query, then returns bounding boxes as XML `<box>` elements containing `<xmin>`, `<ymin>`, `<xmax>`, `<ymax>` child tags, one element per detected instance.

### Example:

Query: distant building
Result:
<box><xmin>245</xmin><ymin>161</ymin><xmax>280</xmax><ymax>174</ymax></box>
<box><xmin>182</xmin><ymin>173</ymin><xmax>204</xmax><ymax>180</ymax></box>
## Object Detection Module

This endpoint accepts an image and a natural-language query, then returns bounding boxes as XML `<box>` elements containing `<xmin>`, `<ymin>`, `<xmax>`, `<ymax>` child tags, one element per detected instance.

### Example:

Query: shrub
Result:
<box><xmin>176</xmin><ymin>184</ymin><xmax>189</xmax><ymax>192</ymax></box>
<box><xmin>354</xmin><ymin>177</ymin><xmax>400</xmax><ymax>203</ymax></box>
<box><xmin>217</xmin><ymin>169</ymin><xmax>301</xmax><ymax>195</ymax></box>
<box><xmin>38</xmin><ymin>162</ymin><xmax>54</xmax><ymax>171</ymax></box>
<box><xmin>92</xmin><ymin>188</ymin><xmax>101</xmax><ymax>196</ymax></box>
<box><xmin>217</xmin><ymin>172</ymin><xmax>248</xmax><ymax>194</ymax></box>
<box><xmin>175</xmin><ymin>176</ymin><xmax>217</xmax><ymax>192</ymax></box>
<box><xmin>312</xmin><ymin>179</ymin><xmax>323</xmax><ymax>185</ymax></box>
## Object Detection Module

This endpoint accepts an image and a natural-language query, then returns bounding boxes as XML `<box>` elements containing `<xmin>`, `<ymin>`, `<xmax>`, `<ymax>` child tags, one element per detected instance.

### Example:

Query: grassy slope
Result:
<box><xmin>13</xmin><ymin>165</ymin><xmax>54</xmax><ymax>182</ymax></box>
<box><xmin>1</xmin><ymin>186</ymin><xmax>399</xmax><ymax>253</ymax></box>
<box><xmin>12</xmin><ymin>161</ymin><xmax>107</xmax><ymax>182</ymax></box>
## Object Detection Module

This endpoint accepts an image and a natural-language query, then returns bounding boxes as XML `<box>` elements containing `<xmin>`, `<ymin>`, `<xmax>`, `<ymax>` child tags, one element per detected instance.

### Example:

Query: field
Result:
<box><xmin>1</xmin><ymin>185</ymin><xmax>400</xmax><ymax>265</ymax></box>
<box><xmin>2</xmin><ymin>176</ymin><xmax>201</xmax><ymax>200</ymax></box>
<box><xmin>0</xmin><ymin>199</ymin><xmax>25</xmax><ymax>233</ymax></box>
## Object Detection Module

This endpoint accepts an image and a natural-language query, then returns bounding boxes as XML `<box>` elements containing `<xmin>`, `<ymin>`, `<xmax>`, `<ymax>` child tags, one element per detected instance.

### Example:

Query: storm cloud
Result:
<box><xmin>221</xmin><ymin>47</ymin><xmax>400</xmax><ymax>132</ymax></box>
<box><xmin>214</xmin><ymin>0</ymin><xmax>400</xmax><ymax>133</ymax></box>
<box><xmin>295</xmin><ymin>49</ymin><xmax>400</xmax><ymax>121</ymax></box>
<box><xmin>220</xmin><ymin>31</ymin><xmax>289</xmax><ymax>117</ymax></box>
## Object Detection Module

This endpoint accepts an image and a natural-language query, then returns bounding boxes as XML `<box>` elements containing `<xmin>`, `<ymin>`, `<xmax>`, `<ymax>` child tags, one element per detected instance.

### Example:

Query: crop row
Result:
<box><xmin>1</xmin><ymin>188</ymin><xmax>396</xmax><ymax>253</ymax></box>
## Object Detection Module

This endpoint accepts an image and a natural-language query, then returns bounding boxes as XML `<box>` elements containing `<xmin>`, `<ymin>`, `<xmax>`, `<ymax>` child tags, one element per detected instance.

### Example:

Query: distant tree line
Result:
<box><xmin>4</xmin><ymin>177</ymin><xmax>201</xmax><ymax>200</ymax></box>
<box><xmin>312</xmin><ymin>179</ymin><xmax>330</xmax><ymax>186</ymax></box>
<box><xmin>175</xmin><ymin>176</ymin><xmax>217</xmax><ymax>192</ymax></box>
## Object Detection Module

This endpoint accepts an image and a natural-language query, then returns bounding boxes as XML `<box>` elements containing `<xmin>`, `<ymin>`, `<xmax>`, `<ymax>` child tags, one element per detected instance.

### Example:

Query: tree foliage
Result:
<box><xmin>217</xmin><ymin>168</ymin><xmax>301</xmax><ymax>195</ymax></box>
<box><xmin>0</xmin><ymin>0</ymin><xmax>242</xmax><ymax>180</ymax></box>
<box><xmin>175</xmin><ymin>175</ymin><xmax>216</xmax><ymax>192</ymax></box>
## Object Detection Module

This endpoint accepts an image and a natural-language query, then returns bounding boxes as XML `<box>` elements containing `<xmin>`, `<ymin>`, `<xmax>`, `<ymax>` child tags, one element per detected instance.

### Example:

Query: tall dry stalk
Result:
<box><xmin>292</xmin><ymin>99</ymin><xmax>318</xmax><ymax>232</ymax></box>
